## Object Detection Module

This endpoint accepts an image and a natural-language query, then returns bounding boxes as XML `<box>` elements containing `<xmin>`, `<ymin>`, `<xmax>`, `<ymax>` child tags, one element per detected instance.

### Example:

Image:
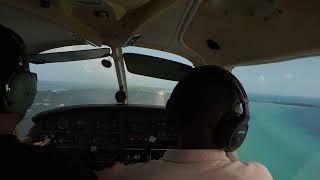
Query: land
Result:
<box><xmin>269</xmin><ymin>102</ymin><xmax>320</xmax><ymax>108</ymax></box>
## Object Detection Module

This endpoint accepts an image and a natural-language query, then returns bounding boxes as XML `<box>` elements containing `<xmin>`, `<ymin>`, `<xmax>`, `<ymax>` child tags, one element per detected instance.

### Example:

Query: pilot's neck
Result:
<box><xmin>0</xmin><ymin>113</ymin><xmax>23</xmax><ymax>135</ymax></box>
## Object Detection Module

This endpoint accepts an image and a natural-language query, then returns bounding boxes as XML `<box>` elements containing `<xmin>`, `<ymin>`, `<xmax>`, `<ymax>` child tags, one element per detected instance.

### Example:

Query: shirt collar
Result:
<box><xmin>162</xmin><ymin>149</ymin><xmax>230</xmax><ymax>163</ymax></box>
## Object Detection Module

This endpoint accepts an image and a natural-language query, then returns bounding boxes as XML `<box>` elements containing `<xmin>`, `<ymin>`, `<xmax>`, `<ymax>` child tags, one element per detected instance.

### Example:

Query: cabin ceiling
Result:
<box><xmin>1</xmin><ymin>0</ymin><xmax>320</xmax><ymax>67</ymax></box>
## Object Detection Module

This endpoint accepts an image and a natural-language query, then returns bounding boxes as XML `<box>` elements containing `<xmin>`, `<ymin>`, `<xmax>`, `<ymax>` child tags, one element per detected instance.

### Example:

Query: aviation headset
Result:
<box><xmin>166</xmin><ymin>66</ymin><xmax>250</xmax><ymax>152</ymax></box>
<box><xmin>0</xmin><ymin>25</ymin><xmax>37</xmax><ymax>113</ymax></box>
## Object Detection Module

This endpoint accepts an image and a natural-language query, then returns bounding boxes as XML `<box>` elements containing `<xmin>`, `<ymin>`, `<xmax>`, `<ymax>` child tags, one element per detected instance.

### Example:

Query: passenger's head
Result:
<box><xmin>166</xmin><ymin>65</ymin><xmax>249</xmax><ymax>151</ymax></box>
<box><xmin>0</xmin><ymin>25</ymin><xmax>37</xmax><ymax>134</ymax></box>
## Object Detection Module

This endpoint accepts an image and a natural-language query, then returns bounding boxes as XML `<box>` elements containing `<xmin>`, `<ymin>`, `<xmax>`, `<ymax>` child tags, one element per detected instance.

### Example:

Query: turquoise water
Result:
<box><xmin>238</xmin><ymin>102</ymin><xmax>320</xmax><ymax>180</ymax></box>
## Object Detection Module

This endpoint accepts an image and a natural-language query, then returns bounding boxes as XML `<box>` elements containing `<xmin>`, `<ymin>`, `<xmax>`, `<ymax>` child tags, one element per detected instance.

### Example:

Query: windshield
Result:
<box><xmin>123</xmin><ymin>47</ymin><xmax>192</xmax><ymax>106</ymax></box>
<box><xmin>16</xmin><ymin>46</ymin><xmax>192</xmax><ymax>137</ymax></box>
<box><xmin>16</xmin><ymin>45</ymin><xmax>118</xmax><ymax>137</ymax></box>
<box><xmin>233</xmin><ymin>57</ymin><xmax>320</xmax><ymax>180</ymax></box>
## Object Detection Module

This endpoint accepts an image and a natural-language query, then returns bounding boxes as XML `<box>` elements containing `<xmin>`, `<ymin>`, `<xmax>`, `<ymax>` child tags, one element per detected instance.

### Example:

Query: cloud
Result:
<box><xmin>283</xmin><ymin>73</ymin><xmax>294</xmax><ymax>79</ymax></box>
<box><xmin>258</xmin><ymin>75</ymin><xmax>265</xmax><ymax>81</ymax></box>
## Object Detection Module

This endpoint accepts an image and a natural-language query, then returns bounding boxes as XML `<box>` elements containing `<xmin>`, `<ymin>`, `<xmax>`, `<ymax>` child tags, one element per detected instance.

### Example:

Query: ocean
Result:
<box><xmin>16</xmin><ymin>82</ymin><xmax>320</xmax><ymax>180</ymax></box>
<box><xmin>238</xmin><ymin>101</ymin><xmax>320</xmax><ymax>180</ymax></box>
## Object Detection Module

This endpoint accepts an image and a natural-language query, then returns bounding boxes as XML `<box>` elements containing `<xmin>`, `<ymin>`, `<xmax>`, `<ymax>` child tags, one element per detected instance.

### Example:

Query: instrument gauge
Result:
<box><xmin>57</xmin><ymin>117</ymin><xmax>69</xmax><ymax>130</ymax></box>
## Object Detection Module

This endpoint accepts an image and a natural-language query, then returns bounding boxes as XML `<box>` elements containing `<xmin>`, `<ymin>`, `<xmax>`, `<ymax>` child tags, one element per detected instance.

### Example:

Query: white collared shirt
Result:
<box><xmin>112</xmin><ymin>149</ymin><xmax>273</xmax><ymax>180</ymax></box>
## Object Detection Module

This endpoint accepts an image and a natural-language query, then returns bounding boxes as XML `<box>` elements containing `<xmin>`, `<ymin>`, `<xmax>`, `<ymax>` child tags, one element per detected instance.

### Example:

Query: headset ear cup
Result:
<box><xmin>215</xmin><ymin>112</ymin><xmax>248</xmax><ymax>152</ymax></box>
<box><xmin>227</xmin><ymin>121</ymin><xmax>248</xmax><ymax>152</ymax></box>
<box><xmin>215</xmin><ymin>112</ymin><xmax>235</xmax><ymax>150</ymax></box>
<box><xmin>4</xmin><ymin>71</ymin><xmax>37</xmax><ymax>113</ymax></box>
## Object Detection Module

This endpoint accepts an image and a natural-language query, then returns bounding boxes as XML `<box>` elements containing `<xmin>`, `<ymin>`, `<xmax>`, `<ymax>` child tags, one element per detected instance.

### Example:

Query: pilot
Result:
<box><xmin>110</xmin><ymin>65</ymin><xmax>273</xmax><ymax>180</ymax></box>
<box><xmin>0</xmin><ymin>25</ymin><xmax>97</xmax><ymax>180</ymax></box>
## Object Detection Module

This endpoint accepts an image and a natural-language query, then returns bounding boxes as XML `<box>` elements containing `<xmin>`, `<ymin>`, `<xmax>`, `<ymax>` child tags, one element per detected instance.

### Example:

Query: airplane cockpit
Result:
<box><xmin>2</xmin><ymin>0</ymin><xmax>320</xmax><ymax>179</ymax></box>
<box><xmin>21</xmin><ymin>45</ymin><xmax>192</xmax><ymax>170</ymax></box>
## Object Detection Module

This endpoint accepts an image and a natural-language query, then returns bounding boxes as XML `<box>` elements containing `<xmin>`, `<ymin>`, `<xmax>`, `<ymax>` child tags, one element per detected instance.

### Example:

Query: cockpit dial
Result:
<box><xmin>56</xmin><ymin>117</ymin><xmax>69</xmax><ymax>130</ymax></box>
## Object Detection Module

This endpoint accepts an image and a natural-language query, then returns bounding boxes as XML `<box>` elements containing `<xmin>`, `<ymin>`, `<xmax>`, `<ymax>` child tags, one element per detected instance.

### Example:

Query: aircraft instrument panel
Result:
<box><xmin>30</xmin><ymin>104</ymin><xmax>177</xmax><ymax>170</ymax></box>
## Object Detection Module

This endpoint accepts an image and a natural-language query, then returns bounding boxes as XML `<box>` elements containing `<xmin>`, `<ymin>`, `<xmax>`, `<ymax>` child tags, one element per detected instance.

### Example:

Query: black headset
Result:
<box><xmin>213</xmin><ymin>67</ymin><xmax>250</xmax><ymax>152</ymax></box>
<box><xmin>0</xmin><ymin>25</ymin><xmax>37</xmax><ymax>113</ymax></box>
<box><xmin>166</xmin><ymin>66</ymin><xmax>250</xmax><ymax>152</ymax></box>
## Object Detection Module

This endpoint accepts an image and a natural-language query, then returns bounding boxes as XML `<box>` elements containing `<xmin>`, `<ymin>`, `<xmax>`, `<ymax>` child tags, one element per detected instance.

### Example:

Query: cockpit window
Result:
<box><xmin>16</xmin><ymin>46</ymin><xmax>193</xmax><ymax>137</ymax></box>
<box><xmin>16</xmin><ymin>45</ymin><xmax>118</xmax><ymax>137</ymax></box>
<box><xmin>233</xmin><ymin>57</ymin><xmax>320</xmax><ymax>180</ymax></box>
<box><xmin>122</xmin><ymin>46</ymin><xmax>193</xmax><ymax>106</ymax></box>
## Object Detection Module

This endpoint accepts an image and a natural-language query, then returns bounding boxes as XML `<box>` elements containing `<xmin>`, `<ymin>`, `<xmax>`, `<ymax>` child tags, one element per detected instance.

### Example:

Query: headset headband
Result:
<box><xmin>212</xmin><ymin>66</ymin><xmax>249</xmax><ymax>122</ymax></box>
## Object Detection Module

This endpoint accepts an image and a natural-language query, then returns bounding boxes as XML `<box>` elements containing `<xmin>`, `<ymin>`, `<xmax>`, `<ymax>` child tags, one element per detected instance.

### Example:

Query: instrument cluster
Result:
<box><xmin>29</xmin><ymin>104</ymin><xmax>177</xmax><ymax>169</ymax></box>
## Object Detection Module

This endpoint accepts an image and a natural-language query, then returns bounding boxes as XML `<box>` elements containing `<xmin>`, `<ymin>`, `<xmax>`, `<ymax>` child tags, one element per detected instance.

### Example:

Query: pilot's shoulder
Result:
<box><xmin>240</xmin><ymin>161</ymin><xmax>273</xmax><ymax>180</ymax></box>
<box><xmin>112</xmin><ymin>160</ymin><xmax>161</xmax><ymax>179</ymax></box>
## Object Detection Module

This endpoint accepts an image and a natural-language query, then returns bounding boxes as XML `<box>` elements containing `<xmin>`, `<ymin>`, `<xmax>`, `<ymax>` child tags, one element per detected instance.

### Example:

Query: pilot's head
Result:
<box><xmin>0</xmin><ymin>25</ymin><xmax>37</xmax><ymax>134</ymax></box>
<box><xmin>166</xmin><ymin>65</ymin><xmax>249</xmax><ymax>152</ymax></box>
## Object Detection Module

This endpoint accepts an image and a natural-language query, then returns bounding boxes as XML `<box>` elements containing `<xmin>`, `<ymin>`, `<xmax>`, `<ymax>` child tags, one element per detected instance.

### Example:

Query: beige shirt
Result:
<box><xmin>112</xmin><ymin>150</ymin><xmax>273</xmax><ymax>180</ymax></box>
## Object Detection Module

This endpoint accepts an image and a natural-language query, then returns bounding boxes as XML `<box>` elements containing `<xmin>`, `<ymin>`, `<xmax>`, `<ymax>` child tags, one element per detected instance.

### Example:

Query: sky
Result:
<box><xmin>233</xmin><ymin>57</ymin><xmax>320</xmax><ymax>98</ymax></box>
<box><xmin>31</xmin><ymin>45</ymin><xmax>320</xmax><ymax>98</ymax></box>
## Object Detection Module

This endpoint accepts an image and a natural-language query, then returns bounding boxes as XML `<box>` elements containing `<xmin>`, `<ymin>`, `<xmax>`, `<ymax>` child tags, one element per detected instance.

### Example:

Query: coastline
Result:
<box><xmin>251</xmin><ymin>101</ymin><xmax>320</xmax><ymax>109</ymax></box>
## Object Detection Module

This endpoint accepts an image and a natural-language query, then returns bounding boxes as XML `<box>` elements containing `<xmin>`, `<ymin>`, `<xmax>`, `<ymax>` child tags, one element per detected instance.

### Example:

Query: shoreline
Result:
<box><xmin>251</xmin><ymin>101</ymin><xmax>320</xmax><ymax>109</ymax></box>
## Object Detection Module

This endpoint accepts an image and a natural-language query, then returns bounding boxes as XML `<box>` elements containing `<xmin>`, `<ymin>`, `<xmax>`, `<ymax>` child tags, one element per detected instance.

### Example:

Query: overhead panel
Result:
<box><xmin>184</xmin><ymin>0</ymin><xmax>320</xmax><ymax>66</ymax></box>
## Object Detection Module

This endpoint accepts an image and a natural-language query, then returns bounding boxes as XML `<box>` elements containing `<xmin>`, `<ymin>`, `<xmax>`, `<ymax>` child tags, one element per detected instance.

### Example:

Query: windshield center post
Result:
<box><xmin>112</xmin><ymin>47</ymin><xmax>128</xmax><ymax>104</ymax></box>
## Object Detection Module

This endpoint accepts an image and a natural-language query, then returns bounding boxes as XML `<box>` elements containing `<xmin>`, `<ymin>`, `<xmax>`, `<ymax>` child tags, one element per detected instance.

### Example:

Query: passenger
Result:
<box><xmin>0</xmin><ymin>25</ymin><xmax>97</xmax><ymax>180</ymax></box>
<box><xmin>110</xmin><ymin>65</ymin><xmax>273</xmax><ymax>180</ymax></box>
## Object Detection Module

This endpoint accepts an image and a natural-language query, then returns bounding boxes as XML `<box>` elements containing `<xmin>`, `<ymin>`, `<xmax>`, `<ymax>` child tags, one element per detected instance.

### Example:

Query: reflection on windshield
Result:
<box><xmin>127</xmin><ymin>84</ymin><xmax>174</xmax><ymax>106</ymax></box>
<box><xmin>123</xmin><ymin>46</ymin><xmax>191</xmax><ymax>106</ymax></box>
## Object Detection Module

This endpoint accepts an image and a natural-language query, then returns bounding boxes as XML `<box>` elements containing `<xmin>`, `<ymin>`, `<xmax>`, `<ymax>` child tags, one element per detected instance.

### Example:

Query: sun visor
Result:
<box><xmin>29</xmin><ymin>48</ymin><xmax>110</xmax><ymax>64</ymax></box>
<box><xmin>123</xmin><ymin>53</ymin><xmax>192</xmax><ymax>81</ymax></box>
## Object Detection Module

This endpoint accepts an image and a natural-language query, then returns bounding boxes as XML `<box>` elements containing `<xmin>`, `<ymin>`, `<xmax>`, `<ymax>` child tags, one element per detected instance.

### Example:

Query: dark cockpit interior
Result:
<box><xmin>29</xmin><ymin>104</ymin><xmax>178</xmax><ymax>170</ymax></box>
